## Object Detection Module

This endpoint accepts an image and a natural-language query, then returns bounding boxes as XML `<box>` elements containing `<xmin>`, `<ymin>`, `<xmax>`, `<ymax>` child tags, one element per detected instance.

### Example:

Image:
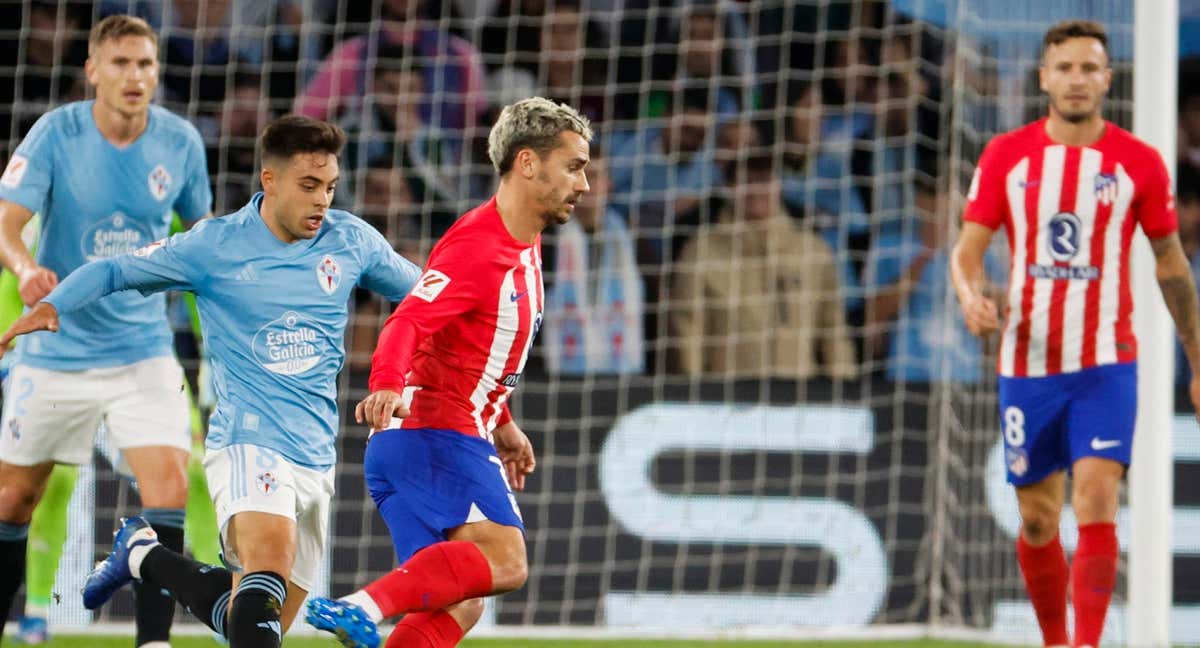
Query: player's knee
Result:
<box><xmin>448</xmin><ymin>597</ymin><xmax>486</xmax><ymax>632</ymax></box>
<box><xmin>489</xmin><ymin>551</ymin><xmax>528</xmax><ymax>593</ymax></box>
<box><xmin>1018</xmin><ymin>502</ymin><xmax>1060</xmax><ymax>544</ymax></box>
<box><xmin>1071</xmin><ymin>481</ymin><xmax>1119</xmax><ymax>523</ymax></box>
<box><xmin>141</xmin><ymin>470</ymin><xmax>189</xmax><ymax>508</ymax></box>
<box><xmin>0</xmin><ymin>481</ymin><xmax>40</xmax><ymax>522</ymax></box>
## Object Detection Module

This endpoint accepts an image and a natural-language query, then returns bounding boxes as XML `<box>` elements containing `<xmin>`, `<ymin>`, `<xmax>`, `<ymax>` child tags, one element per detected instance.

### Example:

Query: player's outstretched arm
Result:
<box><xmin>1149</xmin><ymin>233</ymin><xmax>1200</xmax><ymax>417</ymax></box>
<box><xmin>951</xmin><ymin>221</ymin><xmax>1001</xmax><ymax>337</ymax></box>
<box><xmin>0</xmin><ymin>301</ymin><xmax>58</xmax><ymax>356</ymax></box>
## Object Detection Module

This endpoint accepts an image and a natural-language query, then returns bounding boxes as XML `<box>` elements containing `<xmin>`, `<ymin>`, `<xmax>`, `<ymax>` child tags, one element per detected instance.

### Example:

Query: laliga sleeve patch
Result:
<box><xmin>411</xmin><ymin>269</ymin><xmax>451</xmax><ymax>302</ymax></box>
<box><xmin>133</xmin><ymin>238</ymin><xmax>166</xmax><ymax>258</ymax></box>
<box><xmin>0</xmin><ymin>154</ymin><xmax>29</xmax><ymax>189</ymax></box>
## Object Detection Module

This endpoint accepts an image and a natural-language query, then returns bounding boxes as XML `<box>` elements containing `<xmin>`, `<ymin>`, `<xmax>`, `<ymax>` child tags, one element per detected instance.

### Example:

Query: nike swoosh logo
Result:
<box><xmin>1091</xmin><ymin>437</ymin><xmax>1122</xmax><ymax>451</ymax></box>
<box><xmin>510</xmin><ymin>290</ymin><xmax>529</xmax><ymax>302</ymax></box>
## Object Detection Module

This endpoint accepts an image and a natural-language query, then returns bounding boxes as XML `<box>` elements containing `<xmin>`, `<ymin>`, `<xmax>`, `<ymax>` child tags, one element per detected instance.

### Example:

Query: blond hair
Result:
<box><xmin>487</xmin><ymin>97</ymin><xmax>593</xmax><ymax>175</ymax></box>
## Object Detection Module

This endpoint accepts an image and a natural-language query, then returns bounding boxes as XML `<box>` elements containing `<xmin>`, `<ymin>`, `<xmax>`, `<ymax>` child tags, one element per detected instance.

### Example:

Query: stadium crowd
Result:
<box><xmin>0</xmin><ymin>0</ymin><xmax>1196</xmax><ymax>388</ymax></box>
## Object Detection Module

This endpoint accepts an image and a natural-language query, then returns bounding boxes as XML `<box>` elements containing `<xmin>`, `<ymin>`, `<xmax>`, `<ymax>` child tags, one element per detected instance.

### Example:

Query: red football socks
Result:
<box><xmin>1072</xmin><ymin>523</ymin><xmax>1118</xmax><ymax>647</ymax></box>
<box><xmin>386</xmin><ymin>610</ymin><xmax>466</xmax><ymax>648</ymax></box>
<box><xmin>365</xmin><ymin>541</ymin><xmax>494</xmax><ymax>617</ymax></box>
<box><xmin>1017</xmin><ymin>532</ymin><xmax>1070</xmax><ymax>646</ymax></box>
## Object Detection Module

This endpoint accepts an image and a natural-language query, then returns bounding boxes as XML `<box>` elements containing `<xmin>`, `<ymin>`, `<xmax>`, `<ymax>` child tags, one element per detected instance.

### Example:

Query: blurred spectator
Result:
<box><xmin>294</xmin><ymin>0</ymin><xmax>485</xmax><ymax>132</ymax></box>
<box><xmin>338</xmin><ymin>41</ymin><xmax>470</xmax><ymax>208</ymax></box>
<box><xmin>1179</xmin><ymin>57</ymin><xmax>1200</xmax><ymax>176</ymax></box>
<box><xmin>201</xmin><ymin>70</ymin><xmax>271</xmax><ymax>213</ymax></box>
<box><xmin>484</xmin><ymin>0</ymin><xmax>611</xmax><ymax>124</ymax></box>
<box><xmin>613</xmin><ymin>0</ymin><xmax>750</xmax><ymax>121</ymax></box>
<box><xmin>646</xmin><ymin>1</ymin><xmax>747</xmax><ymax>120</ymax></box>
<box><xmin>864</xmin><ymin>181</ymin><xmax>1004</xmax><ymax>382</ymax></box>
<box><xmin>0</xmin><ymin>1</ymin><xmax>90</xmax><ymax>151</ymax></box>
<box><xmin>609</xmin><ymin>87</ymin><xmax>722</xmax><ymax>265</ymax></box>
<box><xmin>670</xmin><ymin>154</ymin><xmax>856</xmax><ymax>379</ymax></box>
<box><xmin>542</xmin><ymin>152</ymin><xmax>644</xmax><ymax>375</ymax></box>
<box><xmin>106</xmin><ymin>0</ymin><xmax>309</xmax><ymax>108</ymax></box>
<box><xmin>353</xmin><ymin>155</ymin><xmax>455</xmax><ymax>263</ymax></box>
<box><xmin>779</xmin><ymin>78</ymin><xmax>869</xmax><ymax>324</ymax></box>
<box><xmin>1177</xmin><ymin>164</ymin><xmax>1200</xmax><ymax>385</ymax></box>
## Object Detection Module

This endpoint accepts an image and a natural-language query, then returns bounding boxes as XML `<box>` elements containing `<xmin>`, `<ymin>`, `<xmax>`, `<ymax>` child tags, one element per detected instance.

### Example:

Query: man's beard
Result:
<box><xmin>1054</xmin><ymin>97</ymin><xmax>1097</xmax><ymax>124</ymax></box>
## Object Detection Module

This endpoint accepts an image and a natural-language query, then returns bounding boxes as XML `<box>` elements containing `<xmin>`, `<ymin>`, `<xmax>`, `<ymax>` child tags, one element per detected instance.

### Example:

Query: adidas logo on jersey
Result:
<box><xmin>235</xmin><ymin>265</ymin><xmax>258</xmax><ymax>282</ymax></box>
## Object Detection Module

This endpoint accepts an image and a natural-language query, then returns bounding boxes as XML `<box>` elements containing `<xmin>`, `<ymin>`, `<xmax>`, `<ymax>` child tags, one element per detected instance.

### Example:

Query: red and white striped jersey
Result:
<box><xmin>369</xmin><ymin>197</ymin><xmax>544</xmax><ymax>440</ymax></box>
<box><xmin>964</xmin><ymin>118</ymin><xmax>1176</xmax><ymax>378</ymax></box>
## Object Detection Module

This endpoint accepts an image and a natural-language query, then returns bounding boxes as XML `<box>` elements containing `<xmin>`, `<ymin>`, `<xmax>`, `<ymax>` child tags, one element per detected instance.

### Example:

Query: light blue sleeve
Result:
<box><xmin>111</xmin><ymin>219</ymin><xmax>214</xmax><ymax>294</ymax></box>
<box><xmin>43</xmin><ymin>221</ymin><xmax>214</xmax><ymax>314</ymax></box>
<box><xmin>172</xmin><ymin>124</ymin><xmax>213</xmax><ymax>222</ymax></box>
<box><xmin>0</xmin><ymin>112</ymin><xmax>57</xmax><ymax>215</ymax></box>
<box><xmin>357</xmin><ymin>225</ymin><xmax>421</xmax><ymax>301</ymax></box>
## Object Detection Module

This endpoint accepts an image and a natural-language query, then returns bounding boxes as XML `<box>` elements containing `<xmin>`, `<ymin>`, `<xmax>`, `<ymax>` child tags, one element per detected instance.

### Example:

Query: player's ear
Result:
<box><xmin>84</xmin><ymin>57</ymin><xmax>97</xmax><ymax>86</ymax></box>
<box><xmin>260</xmin><ymin>166</ymin><xmax>275</xmax><ymax>194</ymax></box>
<box><xmin>517</xmin><ymin>148</ymin><xmax>537</xmax><ymax>180</ymax></box>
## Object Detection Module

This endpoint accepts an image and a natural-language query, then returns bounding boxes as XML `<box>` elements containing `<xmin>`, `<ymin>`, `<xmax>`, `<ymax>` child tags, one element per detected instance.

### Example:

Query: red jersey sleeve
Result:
<box><xmin>368</xmin><ymin>238</ymin><xmax>484</xmax><ymax>392</ymax></box>
<box><xmin>1133</xmin><ymin>147</ymin><xmax>1177</xmax><ymax>239</ymax></box>
<box><xmin>494</xmin><ymin>403</ymin><xmax>513</xmax><ymax>427</ymax></box>
<box><xmin>962</xmin><ymin>136</ymin><xmax>1008</xmax><ymax>230</ymax></box>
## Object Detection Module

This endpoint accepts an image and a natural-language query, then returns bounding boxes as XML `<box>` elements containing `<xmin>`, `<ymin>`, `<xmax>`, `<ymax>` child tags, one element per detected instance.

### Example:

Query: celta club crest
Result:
<box><xmin>1094</xmin><ymin>173</ymin><xmax>1119</xmax><ymax>206</ymax></box>
<box><xmin>148</xmin><ymin>165</ymin><xmax>171</xmax><ymax>201</ymax></box>
<box><xmin>256</xmin><ymin>471</ymin><xmax>278</xmax><ymax>495</ymax></box>
<box><xmin>316</xmin><ymin>255</ymin><xmax>341</xmax><ymax>295</ymax></box>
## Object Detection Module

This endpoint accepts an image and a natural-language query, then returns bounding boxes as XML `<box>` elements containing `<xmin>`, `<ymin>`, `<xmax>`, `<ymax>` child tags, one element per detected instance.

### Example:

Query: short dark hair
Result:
<box><xmin>259</xmin><ymin>115</ymin><xmax>346</xmax><ymax>165</ymax></box>
<box><xmin>89</xmin><ymin>14</ymin><xmax>157</xmax><ymax>56</ymax></box>
<box><xmin>1042</xmin><ymin>20</ymin><xmax>1108</xmax><ymax>59</ymax></box>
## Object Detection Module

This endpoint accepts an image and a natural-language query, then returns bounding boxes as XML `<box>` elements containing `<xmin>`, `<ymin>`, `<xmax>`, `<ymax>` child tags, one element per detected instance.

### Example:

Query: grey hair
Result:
<box><xmin>487</xmin><ymin>97</ymin><xmax>593</xmax><ymax>175</ymax></box>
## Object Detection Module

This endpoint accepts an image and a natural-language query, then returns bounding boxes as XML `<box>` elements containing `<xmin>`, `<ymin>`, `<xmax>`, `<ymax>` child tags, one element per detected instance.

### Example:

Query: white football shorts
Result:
<box><xmin>0</xmin><ymin>355</ymin><xmax>191</xmax><ymax>472</ymax></box>
<box><xmin>203</xmin><ymin>443</ymin><xmax>334</xmax><ymax>592</ymax></box>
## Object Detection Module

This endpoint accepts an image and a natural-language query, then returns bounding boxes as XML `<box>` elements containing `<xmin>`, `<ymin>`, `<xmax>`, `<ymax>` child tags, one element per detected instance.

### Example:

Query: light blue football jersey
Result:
<box><xmin>0</xmin><ymin>101</ymin><xmax>212</xmax><ymax>370</ymax></box>
<box><xmin>43</xmin><ymin>193</ymin><xmax>421</xmax><ymax>468</ymax></box>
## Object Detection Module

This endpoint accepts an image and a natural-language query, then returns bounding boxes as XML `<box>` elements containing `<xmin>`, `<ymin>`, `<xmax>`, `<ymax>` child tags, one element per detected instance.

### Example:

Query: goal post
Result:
<box><xmin>1130</xmin><ymin>1</ymin><xmax>1178</xmax><ymax>645</ymax></box>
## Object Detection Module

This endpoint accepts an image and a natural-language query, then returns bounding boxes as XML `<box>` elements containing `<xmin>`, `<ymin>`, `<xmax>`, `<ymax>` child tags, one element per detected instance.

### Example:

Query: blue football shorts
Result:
<box><xmin>997</xmin><ymin>361</ymin><xmax>1137</xmax><ymax>486</ymax></box>
<box><xmin>364</xmin><ymin>427</ymin><xmax>525</xmax><ymax>562</ymax></box>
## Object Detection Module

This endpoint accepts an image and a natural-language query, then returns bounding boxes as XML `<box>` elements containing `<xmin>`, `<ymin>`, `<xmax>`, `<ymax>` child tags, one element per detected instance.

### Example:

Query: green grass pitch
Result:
<box><xmin>19</xmin><ymin>637</ymin><xmax>1015</xmax><ymax>647</ymax></box>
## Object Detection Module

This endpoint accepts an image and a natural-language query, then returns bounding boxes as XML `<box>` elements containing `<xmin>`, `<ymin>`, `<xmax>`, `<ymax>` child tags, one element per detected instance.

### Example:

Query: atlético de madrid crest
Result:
<box><xmin>316</xmin><ymin>254</ymin><xmax>341</xmax><ymax>294</ymax></box>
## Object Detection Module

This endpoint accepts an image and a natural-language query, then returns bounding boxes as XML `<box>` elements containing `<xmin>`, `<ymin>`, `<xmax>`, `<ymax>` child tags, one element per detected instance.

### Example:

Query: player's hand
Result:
<box><xmin>355</xmin><ymin>389</ymin><xmax>409</xmax><ymax>430</ymax></box>
<box><xmin>959</xmin><ymin>291</ymin><xmax>1000</xmax><ymax>337</ymax></box>
<box><xmin>17</xmin><ymin>266</ymin><xmax>57</xmax><ymax>306</ymax></box>
<box><xmin>0</xmin><ymin>302</ymin><xmax>58</xmax><ymax>358</ymax></box>
<box><xmin>492</xmin><ymin>421</ymin><xmax>536</xmax><ymax>491</ymax></box>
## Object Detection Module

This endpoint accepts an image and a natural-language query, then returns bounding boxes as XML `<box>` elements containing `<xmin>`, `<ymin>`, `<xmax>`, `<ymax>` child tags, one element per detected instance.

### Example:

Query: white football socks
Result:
<box><xmin>339</xmin><ymin>590</ymin><xmax>384</xmax><ymax>623</ymax></box>
<box><xmin>125</xmin><ymin>526</ymin><xmax>159</xmax><ymax>581</ymax></box>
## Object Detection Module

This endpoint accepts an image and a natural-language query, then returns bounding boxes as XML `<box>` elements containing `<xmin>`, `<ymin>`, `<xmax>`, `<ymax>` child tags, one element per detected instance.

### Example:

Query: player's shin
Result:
<box><xmin>0</xmin><ymin>520</ymin><xmax>29</xmax><ymax>638</ymax></box>
<box><xmin>1072</xmin><ymin>522</ymin><xmax>1118</xmax><ymax>648</ymax></box>
<box><xmin>227</xmin><ymin>571</ymin><xmax>286</xmax><ymax>648</ymax></box>
<box><xmin>24</xmin><ymin>464</ymin><xmax>78</xmax><ymax>622</ymax></box>
<box><xmin>1017</xmin><ymin>533</ymin><xmax>1070</xmax><ymax>646</ymax></box>
<box><xmin>135</xmin><ymin>508</ymin><xmax>185</xmax><ymax>645</ymax></box>
<box><xmin>138</xmin><ymin>543</ymin><xmax>233</xmax><ymax>638</ymax></box>
<box><xmin>362</xmin><ymin>541</ymin><xmax>493</xmax><ymax>617</ymax></box>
